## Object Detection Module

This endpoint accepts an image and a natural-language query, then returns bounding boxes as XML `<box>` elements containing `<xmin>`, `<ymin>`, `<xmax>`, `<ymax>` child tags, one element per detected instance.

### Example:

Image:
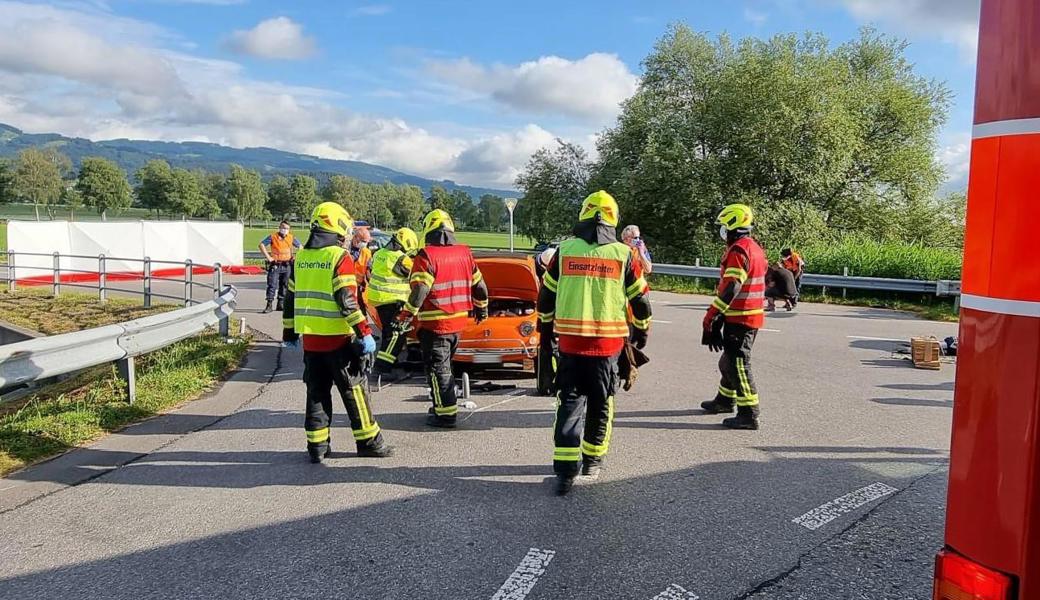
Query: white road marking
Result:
<box><xmin>651</xmin><ymin>583</ymin><xmax>699</xmax><ymax>599</ymax></box>
<box><xmin>846</xmin><ymin>335</ymin><xmax>903</xmax><ymax>342</ymax></box>
<box><xmin>792</xmin><ymin>482</ymin><xmax>898</xmax><ymax>530</ymax></box>
<box><xmin>654</xmin><ymin>319</ymin><xmax>674</xmax><ymax>324</ymax></box>
<box><xmin>490</xmin><ymin>547</ymin><xmax>556</xmax><ymax>600</ymax></box>
<box><xmin>759</xmin><ymin>328</ymin><xmax>781</xmax><ymax>333</ymax></box>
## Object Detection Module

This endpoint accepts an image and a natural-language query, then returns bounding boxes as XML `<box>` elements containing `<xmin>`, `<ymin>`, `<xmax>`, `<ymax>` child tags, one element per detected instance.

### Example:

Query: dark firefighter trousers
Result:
<box><xmin>553</xmin><ymin>352</ymin><xmax>618</xmax><ymax>477</ymax></box>
<box><xmin>303</xmin><ymin>344</ymin><xmax>382</xmax><ymax>453</ymax></box>
<box><xmin>265</xmin><ymin>262</ymin><xmax>290</xmax><ymax>303</ymax></box>
<box><xmin>374</xmin><ymin>301</ymin><xmax>407</xmax><ymax>373</ymax></box>
<box><xmin>713</xmin><ymin>323</ymin><xmax>760</xmax><ymax>409</ymax></box>
<box><xmin>419</xmin><ymin>329</ymin><xmax>459</xmax><ymax>420</ymax></box>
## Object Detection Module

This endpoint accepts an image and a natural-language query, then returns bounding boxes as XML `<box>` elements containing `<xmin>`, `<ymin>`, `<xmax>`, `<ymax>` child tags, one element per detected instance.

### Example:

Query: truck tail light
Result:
<box><xmin>934</xmin><ymin>549</ymin><xmax>1014</xmax><ymax>600</ymax></box>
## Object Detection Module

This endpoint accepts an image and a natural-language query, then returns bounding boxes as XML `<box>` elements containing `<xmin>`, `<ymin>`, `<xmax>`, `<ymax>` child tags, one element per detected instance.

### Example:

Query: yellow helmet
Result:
<box><xmin>422</xmin><ymin>209</ymin><xmax>455</xmax><ymax>236</ymax></box>
<box><xmin>716</xmin><ymin>203</ymin><xmax>754</xmax><ymax>230</ymax></box>
<box><xmin>393</xmin><ymin>227</ymin><xmax>419</xmax><ymax>253</ymax></box>
<box><xmin>310</xmin><ymin>202</ymin><xmax>353</xmax><ymax>237</ymax></box>
<box><xmin>578</xmin><ymin>190</ymin><xmax>619</xmax><ymax>227</ymax></box>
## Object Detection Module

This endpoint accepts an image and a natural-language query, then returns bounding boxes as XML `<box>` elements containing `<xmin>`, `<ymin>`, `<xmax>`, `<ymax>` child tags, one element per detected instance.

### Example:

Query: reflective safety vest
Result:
<box><xmin>269</xmin><ymin>232</ymin><xmax>295</xmax><ymax>262</ymax></box>
<box><xmin>293</xmin><ymin>245</ymin><xmax>353</xmax><ymax>336</ymax></box>
<box><xmin>781</xmin><ymin>252</ymin><xmax>802</xmax><ymax>273</ymax></box>
<box><xmin>366</xmin><ymin>248</ymin><xmax>410</xmax><ymax>306</ymax></box>
<box><xmin>354</xmin><ymin>246</ymin><xmax>372</xmax><ymax>282</ymax></box>
<box><xmin>555</xmin><ymin>238</ymin><xmax>630</xmax><ymax>339</ymax></box>
<box><xmin>721</xmin><ymin>236</ymin><xmax>767</xmax><ymax>328</ymax></box>
<box><xmin>417</xmin><ymin>244</ymin><xmax>476</xmax><ymax>324</ymax></box>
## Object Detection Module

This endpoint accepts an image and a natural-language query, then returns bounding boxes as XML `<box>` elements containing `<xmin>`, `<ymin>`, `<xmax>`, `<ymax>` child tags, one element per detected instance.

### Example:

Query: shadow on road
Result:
<box><xmin>849</xmin><ymin>339</ymin><xmax>906</xmax><ymax>352</ymax></box>
<box><xmin>871</xmin><ymin>397</ymin><xmax>953</xmax><ymax>408</ymax></box>
<box><xmin>877</xmin><ymin>382</ymin><xmax>954</xmax><ymax>392</ymax></box>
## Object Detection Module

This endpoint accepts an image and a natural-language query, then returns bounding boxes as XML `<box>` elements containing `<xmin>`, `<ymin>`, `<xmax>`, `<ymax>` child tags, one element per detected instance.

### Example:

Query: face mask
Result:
<box><xmin>719</xmin><ymin>225</ymin><xmax>729</xmax><ymax>241</ymax></box>
<box><xmin>278</xmin><ymin>229</ymin><xmax>289</xmax><ymax>236</ymax></box>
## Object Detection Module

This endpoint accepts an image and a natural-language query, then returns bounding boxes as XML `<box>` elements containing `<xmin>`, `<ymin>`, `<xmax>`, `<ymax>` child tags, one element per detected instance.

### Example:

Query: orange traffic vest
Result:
<box><xmin>781</xmin><ymin>252</ymin><xmax>802</xmax><ymax>273</ymax></box>
<box><xmin>721</xmin><ymin>237</ymin><xmax>767</xmax><ymax>328</ymax></box>
<box><xmin>418</xmin><ymin>244</ymin><xmax>476</xmax><ymax>333</ymax></box>
<box><xmin>270</xmin><ymin>232</ymin><xmax>295</xmax><ymax>262</ymax></box>
<box><xmin>355</xmin><ymin>245</ymin><xmax>372</xmax><ymax>282</ymax></box>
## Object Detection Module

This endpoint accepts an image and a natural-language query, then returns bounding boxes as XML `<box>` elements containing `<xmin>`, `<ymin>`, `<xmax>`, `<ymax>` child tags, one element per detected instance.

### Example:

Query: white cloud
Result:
<box><xmin>426</xmin><ymin>53</ymin><xmax>638</xmax><ymax>123</ymax></box>
<box><xmin>355</xmin><ymin>4</ymin><xmax>391</xmax><ymax>16</ymax></box>
<box><xmin>0</xmin><ymin>1</ymin><xmax>569</xmax><ymax>188</ymax></box>
<box><xmin>837</xmin><ymin>0</ymin><xmax>980</xmax><ymax>61</ymax></box>
<box><xmin>743</xmin><ymin>7</ymin><xmax>768</xmax><ymax>26</ymax></box>
<box><xmin>938</xmin><ymin>131</ymin><xmax>970</xmax><ymax>192</ymax></box>
<box><xmin>225</xmin><ymin>16</ymin><xmax>316</xmax><ymax>60</ymax></box>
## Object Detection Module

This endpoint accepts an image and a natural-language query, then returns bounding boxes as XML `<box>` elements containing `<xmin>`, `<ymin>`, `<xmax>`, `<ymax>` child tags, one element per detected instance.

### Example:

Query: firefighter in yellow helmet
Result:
<box><xmin>366</xmin><ymin>227</ymin><xmax>419</xmax><ymax>377</ymax></box>
<box><xmin>700</xmin><ymin>203</ymin><xmax>768</xmax><ymax>430</ymax></box>
<box><xmin>282</xmin><ymin>202</ymin><xmax>392</xmax><ymax>462</ymax></box>
<box><xmin>537</xmin><ymin>190</ymin><xmax>652</xmax><ymax>495</ymax></box>
<box><xmin>393</xmin><ymin>209</ymin><xmax>488</xmax><ymax>428</ymax></box>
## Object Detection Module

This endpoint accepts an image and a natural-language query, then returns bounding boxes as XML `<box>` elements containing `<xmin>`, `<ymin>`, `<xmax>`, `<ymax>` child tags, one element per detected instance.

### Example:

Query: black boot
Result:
<box><xmin>581</xmin><ymin>457</ymin><xmax>602</xmax><ymax>480</ymax></box>
<box><xmin>356</xmin><ymin>434</ymin><xmax>393</xmax><ymax>458</ymax></box>
<box><xmin>701</xmin><ymin>399</ymin><xmax>735</xmax><ymax>414</ymax></box>
<box><xmin>308</xmin><ymin>445</ymin><xmax>332</xmax><ymax>464</ymax></box>
<box><xmin>426</xmin><ymin>407</ymin><xmax>457</xmax><ymax>429</ymax></box>
<box><xmin>554</xmin><ymin>475</ymin><xmax>575</xmax><ymax>496</ymax></box>
<box><xmin>276</xmin><ymin>298</ymin><xmax>284</xmax><ymax>311</ymax></box>
<box><xmin>262</xmin><ymin>300</ymin><xmax>274</xmax><ymax>314</ymax></box>
<box><xmin>723</xmin><ymin>406</ymin><xmax>760</xmax><ymax>430</ymax></box>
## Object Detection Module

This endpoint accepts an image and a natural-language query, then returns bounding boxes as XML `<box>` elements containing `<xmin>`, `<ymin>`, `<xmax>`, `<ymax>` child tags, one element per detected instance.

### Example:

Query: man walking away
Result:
<box><xmin>539</xmin><ymin>191</ymin><xmax>652</xmax><ymax>496</ymax></box>
<box><xmin>394</xmin><ymin>209</ymin><xmax>488</xmax><ymax>429</ymax></box>
<box><xmin>365</xmin><ymin>227</ymin><xmax>419</xmax><ymax>376</ymax></box>
<box><xmin>701</xmin><ymin>204</ymin><xmax>768</xmax><ymax>430</ymax></box>
<box><xmin>259</xmin><ymin>220</ymin><xmax>301</xmax><ymax>313</ymax></box>
<box><xmin>765</xmin><ymin>264</ymin><xmax>798</xmax><ymax>311</ymax></box>
<box><xmin>282</xmin><ymin>202</ymin><xmax>392</xmax><ymax>463</ymax></box>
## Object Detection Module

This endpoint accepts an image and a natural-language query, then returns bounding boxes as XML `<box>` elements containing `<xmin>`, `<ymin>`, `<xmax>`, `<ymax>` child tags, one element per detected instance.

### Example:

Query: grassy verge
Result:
<box><xmin>648</xmin><ymin>274</ymin><xmax>959</xmax><ymax>322</ymax></box>
<box><xmin>0</xmin><ymin>290</ymin><xmax>250</xmax><ymax>477</ymax></box>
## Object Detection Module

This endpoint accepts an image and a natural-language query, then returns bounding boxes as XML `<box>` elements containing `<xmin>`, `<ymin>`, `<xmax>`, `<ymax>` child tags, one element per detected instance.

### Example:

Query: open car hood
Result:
<box><xmin>475</xmin><ymin>254</ymin><xmax>538</xmax><ymax>302</ymax></box>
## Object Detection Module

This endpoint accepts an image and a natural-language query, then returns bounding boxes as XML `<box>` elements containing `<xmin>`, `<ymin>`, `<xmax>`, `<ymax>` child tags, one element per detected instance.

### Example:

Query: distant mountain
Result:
<box><xmin>0</xmin><ymin>123</ymin><xmax>514</xmax><ymax>199</ymax></box>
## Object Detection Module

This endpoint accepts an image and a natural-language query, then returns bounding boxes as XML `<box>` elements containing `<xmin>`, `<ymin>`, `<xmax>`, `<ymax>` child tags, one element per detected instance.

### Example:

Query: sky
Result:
<box><xmin>0</xmin><ymin>0</ymin><xmax>979</xmax><ymax>191</ymax></box>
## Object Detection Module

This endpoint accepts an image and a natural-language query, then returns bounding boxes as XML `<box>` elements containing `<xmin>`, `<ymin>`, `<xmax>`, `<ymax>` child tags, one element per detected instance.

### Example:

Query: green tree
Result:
<box><xmin>289</xmin><ymin>174</ymin><xmax>318</xmax><ymax>219</ymax></box>
<box><xmin>389</xmin><ymin>184</ymin><xmax>425</xmax><ymax>228</ymax></box>
<box><xmin>515</xmin><ymin>140</ymin><xmax>591</xmax><ymax>243</ymax></box>
<box><xmin>266</xmin><ymin>175</ymin><xmax>293</xmax><ymax>219</ymax></box>
<box><xmin>0</xmin><ymin>159</ymin><xmax>13</xmax><ymax>205</ymax></box>
<box><xmin>14</xmin><ymin>147</ymin><xmax>68</xmax><ymax>220</ymax></box>
<box><xmin>449</xmin><ymin>189</ymin><xmax>478</xmax><ymax>229</ymax></box>
<box><xmin>168</xmin><ymin>168</ymin><xmax>203</xmax><ymax>217</ymax></box>
<box><xmin>224</xmin><ymin>165</ymin><xmax>266</xmax><ymax>224</ymax></box>
<box><xmin>427</xmin><ymin>186</ymin><xmax>452</xmax><ymax>211</ymax></box>
<box><xmin>590</xmin><ymin>25</ymin><xmax>951</xmax><ymax>262</ymax></box>
<box><xmin>76</xmin><ymin>157</ymin><xmax>132</xmax><ymax>219</ymax></box>
<box><xmin>321</xmin><ymin>175</ymin><xmax>368</xmax><ymax>220</ymax></box>
<box><xmin>135</xmin><ymin>159</ymin><xmax>174</xmax><ymax>218</ymax></box>
<box><xmin>478</xmin><ymin>194</ymin><xmax>506</xmax><ymax>231</ymax></box>
<box><xmin>61</xmin><ymin>186</ymin><xmax>83</xmax><ymax>221</ymax></box>
<box><xmin>195</xmin><ymin>171</ymin><xmax>226</xmax><ymax>219</ymax></box>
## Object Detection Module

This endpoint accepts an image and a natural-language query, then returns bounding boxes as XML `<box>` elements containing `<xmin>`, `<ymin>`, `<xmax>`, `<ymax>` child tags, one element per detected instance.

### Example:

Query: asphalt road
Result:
<box><xmin>0</xmin><ymin>278</ymin><xmax>958</xmax><ymax>600</ymax></box>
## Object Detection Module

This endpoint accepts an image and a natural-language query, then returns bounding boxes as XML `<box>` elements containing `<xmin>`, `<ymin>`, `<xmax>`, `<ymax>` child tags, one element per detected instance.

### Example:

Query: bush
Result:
<box><xmin>789</xmin><ymin>236</ymin><xmax>962</xmax><ymax>280</ymax></box>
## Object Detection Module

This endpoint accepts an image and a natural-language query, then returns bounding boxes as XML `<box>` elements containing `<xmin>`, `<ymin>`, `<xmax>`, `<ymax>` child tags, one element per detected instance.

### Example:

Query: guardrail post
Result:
<box><xmin>213</xmin><ymin>263</ymin><xmax>222</xmax><ymax>298</ymax></box>
<box><xmin>98</xmin><ymin>254</ymin><xmax>107</xmax><ymax>303</ymax></box>
<box><xmin>842</xmin><ymin>267</ymin><xmax>849</xmax><ymax>299</ymax></box>
<box><xmin>694</xmin><ymin>258</ymin><xmax>701</xmax><ymax>290</ymax></box>
<box><xmin>184</xmin><ymin>259</ymin><xmax>193</xmax><ymax>306</ymax></box>
<box><xmin>52</xmin><ymin>251</ymin><xmax>60</xmax><ymax>296</ymax></box>
<box><xmin>117</xmin><ymin>356</ymin><xmax>137</xmax><ymax>404</ymax></box>
<box><xmin>7</xmin><ymin>250</ymin><xmax>14</xmax><ymax>293</ymax></box>
<box><xmin>143</xmin><ymin>257</ymin><xmax>152</xmax><ymax>308</ymax></box>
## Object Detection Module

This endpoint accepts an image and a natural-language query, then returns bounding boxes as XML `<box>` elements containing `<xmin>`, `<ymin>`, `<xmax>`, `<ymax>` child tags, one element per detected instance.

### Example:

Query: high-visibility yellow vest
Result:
<box><xmin>554</xmin><ymin>238</ymin><xmax>629</xmax><ymax>338</ymax></box>
<box><xmin>292</xmin><ymin>245</ymin><xmax>355</xmax><ymax>336</ymax></box>
<box><xmin>366</xmin><ymin>248</ymin><xmax>410</xmax><ymax>306</ymax></box>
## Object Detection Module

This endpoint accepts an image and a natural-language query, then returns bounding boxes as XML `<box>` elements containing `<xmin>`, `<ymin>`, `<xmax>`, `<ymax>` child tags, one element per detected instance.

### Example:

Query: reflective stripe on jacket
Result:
<box><xmin>719</xmin><ymin>236</ymin><xmax>767</xmax><ymax>328</ymax></box>
<box><xmin>554</xmin><ymin>238</ymin><xmax>629</xmax><ymax>339</ymax></box>
<box><xmin>366</xmin><ymin>248</ymin><xmax>410</xmax><ymax>306</ymax></box>
<box><xmin>416</xmin><ymin>244</ymin><xmax>478</xmax><ymax>323</ymax></box>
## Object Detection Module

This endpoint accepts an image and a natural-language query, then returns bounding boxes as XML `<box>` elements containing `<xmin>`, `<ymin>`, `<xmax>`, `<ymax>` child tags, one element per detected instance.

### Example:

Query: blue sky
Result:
<box><xmin>0</xmin><ymin>0</ymin><xmax>978</xmax><ymax>189</ymax></box>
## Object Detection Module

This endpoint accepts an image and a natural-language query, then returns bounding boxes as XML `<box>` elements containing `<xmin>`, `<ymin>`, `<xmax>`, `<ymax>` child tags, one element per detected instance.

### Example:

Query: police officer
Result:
<box><xmin>700</xmin><ymin>204</ymin><xmax>768</xmax><ymax>430</ymax></box>
<box><xmin>365</xmin><ymin>227</ymin><xmax>419</xmax><ymax>375</ymax></box>
<box><xmin>394</xmin><ymin>209</ymin><xmax>488</xmax><ymax>428</ymax></box>
<box><xmin>259</xmin><ymin>220</ymin><xmax>301</xmax><ymax>313</ymax></box>
<box><xmin>282</xmin><ymin>202</ymin><xmax>392</xmax><ymax>463</ymax></box>
<box><xmin>537</xmin><ymin>191</ymin><xmax>652</xmax><ymax>495</ymax></box>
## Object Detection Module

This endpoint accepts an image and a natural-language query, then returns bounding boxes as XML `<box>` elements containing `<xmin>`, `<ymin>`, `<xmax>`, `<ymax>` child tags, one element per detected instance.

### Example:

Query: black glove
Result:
<box><xmin>474</xmin><ymin>306</ymin><xmax>488</xmax><ymax>324</ymax></box>
<box><xmin>630</xmin><ymin>327</ymin><xmax>648</xmax><ymax>349</ymax></box>
<box><xmin>282</xmin><ymin>328</ymin><xmax>299</xmax><ymax>344</ymax></box>
<box><xmin>702</xmin><ymin>313</ymin><xmax>725</xmax><ymax>352</ymax></box>
<box><xmin>538</xmin><ymin>320</ymin><xmax>555</xmax><ymax>353</ymax></box>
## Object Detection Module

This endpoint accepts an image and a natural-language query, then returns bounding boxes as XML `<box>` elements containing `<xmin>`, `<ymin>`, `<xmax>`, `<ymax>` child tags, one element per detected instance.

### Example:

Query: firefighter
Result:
<box><xmin>700</xmin><ymin>204</ymin><xmax>768</xmax><ymax>430</ymax></box>
<box><xmin>259</xmin><ymin>220</ymin><xmax>301</xmax><ymax>313</ymax></box>
<box><xmin>366</xmin><ymin>227</ymin><xmax>419</xmax><ymax>375</ymax></box>
<box><xmin>394</xmin><ymin>209</ymin><xmax>488</xmax><ymax>428</ymax></box>
<box><xmin>538</xmin><ymin>191</ymin><xmax>652</xmax><ymax>496</ymax></box>
<box><xmin>282</xmin><ymin>202</ymin><xmax>392</xmax><ymax>463</ymax></box>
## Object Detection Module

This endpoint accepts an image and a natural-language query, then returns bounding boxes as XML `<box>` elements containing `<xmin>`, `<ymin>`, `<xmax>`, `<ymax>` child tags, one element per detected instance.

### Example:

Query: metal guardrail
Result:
<box><xmin>0</xmin><ymin>286</ymin><xmax>237</xmax><ymax>403</ymax></box>
<box><xmin>652</xmin><ymin>263</ymin><xmax>962</xmax><ymax>298</ymax></box>
<box><xmin>3</xmin><ymin>250</ymin><xmax>225</xmax><ymax>307</ymax></box>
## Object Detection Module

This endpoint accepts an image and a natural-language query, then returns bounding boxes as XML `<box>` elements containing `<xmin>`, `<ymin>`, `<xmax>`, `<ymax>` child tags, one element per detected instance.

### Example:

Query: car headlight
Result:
<box><xmin>519</xmin><ymin>321</ymin><xmax>535</xmax><ymax>337</ymax></box>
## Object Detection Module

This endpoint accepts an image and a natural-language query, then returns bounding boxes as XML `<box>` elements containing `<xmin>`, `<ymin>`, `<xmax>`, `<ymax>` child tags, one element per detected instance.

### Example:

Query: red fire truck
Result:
<box><xmin>933</xmin><ymin>1</ymin><xmax>1040</xmax><ymax>599</ymax></box>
